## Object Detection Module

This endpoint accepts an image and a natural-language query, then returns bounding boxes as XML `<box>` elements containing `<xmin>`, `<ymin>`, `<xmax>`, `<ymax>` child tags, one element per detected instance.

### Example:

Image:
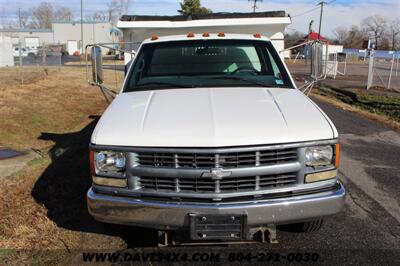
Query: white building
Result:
<box><xmin>0</xmin><ymin>21</ymin><xmax>119</xmax><ymax>55</ymax></box>
<box><xmin>118</xmin><ymin>11</ymin><xmax>291</xmax><ymax>58</ymax></box>
<box><xmin>52</xmin><ymin>21</ymin><xmax>120</xmax><ymax>54</ymax></box>
<box><xmin>0</xmin><ymin>31</ymin><xmax>14</xmax><ymax>67</ymax></box>
<box><xmin>0</xmin><ymin>28</ymin><xmax>53</xmax><ymax>49</ymax></box>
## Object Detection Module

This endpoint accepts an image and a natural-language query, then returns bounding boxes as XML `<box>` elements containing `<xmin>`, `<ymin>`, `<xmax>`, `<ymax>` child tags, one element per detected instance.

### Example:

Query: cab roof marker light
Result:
<box><xmin>151</xmin><ymin>35</ymin><xmax>159</xmax><ymax>41</ymax></box>
<box><xmin>254</xmin><ymin>33</ymin><xmax>262</xmax><ymax>38</ymax></box>
<box><xmin>202</xmin><ymin>32</ymin><xmax>210</xmax><ymax>37</ymax></box>
<box><xmin>218</xmin><ymin>32</ymin><xmax>225</xmax><ymax>37</ymax></box>
<box><xmin>187</xmin><ymin>32</ymin><xmax>195</xmax><ymax>38</ymax></box>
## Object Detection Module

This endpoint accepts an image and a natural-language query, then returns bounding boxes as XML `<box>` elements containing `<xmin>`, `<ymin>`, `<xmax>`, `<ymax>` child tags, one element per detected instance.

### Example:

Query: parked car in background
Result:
<box><xmin>13</xmin><ymin>47</ymin><xmax>29</xmax><ymax>57</ymax></box>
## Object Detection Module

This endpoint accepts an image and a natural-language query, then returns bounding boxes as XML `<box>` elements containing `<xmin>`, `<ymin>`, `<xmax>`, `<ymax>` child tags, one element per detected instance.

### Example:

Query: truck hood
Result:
<box><xmin>91</xmin><ymin>87</ymin><xmax>337</xmax><ymax>147</ymax></box>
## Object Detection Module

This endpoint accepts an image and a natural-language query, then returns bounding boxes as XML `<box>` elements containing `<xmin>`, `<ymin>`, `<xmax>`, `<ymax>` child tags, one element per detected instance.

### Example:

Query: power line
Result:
<box><xmin>291</xmin><ymin>6</ymin><xmax>320</xmax><ymax>18</ymax></box>
<box><xmin>291</xmin><ymin>0</ymin><xmax>336</xmax><ymax>19</ymax></box>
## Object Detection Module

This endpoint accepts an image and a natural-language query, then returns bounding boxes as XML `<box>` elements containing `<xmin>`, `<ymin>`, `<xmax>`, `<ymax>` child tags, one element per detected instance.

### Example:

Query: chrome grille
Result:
<box><xmin>136</xmin><ymin>148</ymin><xmax>297</xmax><ymax>169</ymax></box>
<box><xmin>139</xmin><ymin>173</ymin><xmax>297</xmax><ymax>193</ymax></box>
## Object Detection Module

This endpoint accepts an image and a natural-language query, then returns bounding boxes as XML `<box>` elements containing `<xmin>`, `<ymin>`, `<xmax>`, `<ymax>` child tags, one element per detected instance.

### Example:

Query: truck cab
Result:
<box><xmin>87</xmin><ymin>33</ymin><xmax>345</xmax><ymax>241</ymax></box>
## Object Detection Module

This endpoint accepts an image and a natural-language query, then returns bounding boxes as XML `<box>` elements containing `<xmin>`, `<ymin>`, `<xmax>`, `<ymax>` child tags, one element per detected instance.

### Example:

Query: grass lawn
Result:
<box><xmin>312</xmin><ymin>86</ymin><xmax>400</xmax><ymax>132</ymax></box>
<box><xmin>0</xmin><ymin>67</ymin><xmax>131</xmax><ymax>264</ymax></box>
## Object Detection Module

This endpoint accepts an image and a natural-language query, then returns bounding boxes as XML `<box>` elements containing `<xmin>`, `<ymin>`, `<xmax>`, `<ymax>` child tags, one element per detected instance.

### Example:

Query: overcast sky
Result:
<box><xmin>0</xmin><ymin>0</ymin><xmax>399</xmax><ymax>37</ymax></box>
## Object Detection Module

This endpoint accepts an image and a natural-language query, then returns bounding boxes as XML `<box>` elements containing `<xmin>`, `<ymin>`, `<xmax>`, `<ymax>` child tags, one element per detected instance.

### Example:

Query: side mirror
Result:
<box><xmin>91</xmin><ymin>46</ymin><xmax>103</xmax><ymax>84</ymax></box>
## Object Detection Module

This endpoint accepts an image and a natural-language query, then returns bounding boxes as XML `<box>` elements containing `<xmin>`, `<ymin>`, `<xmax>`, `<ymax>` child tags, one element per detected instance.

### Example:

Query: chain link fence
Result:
<box><xmin>0</xmin><ymin>42</ymin><xmax>64</xmax><ymax>86</ymax></box>
<box><xmin>368</xmin><ymin>55</ymin><xmax>400</xmax><ymax>91</ymax></box>
<box><xmin>284</xmin><ymin>43</ymin><xmax>400</xmax><ymax>93</ymax></box>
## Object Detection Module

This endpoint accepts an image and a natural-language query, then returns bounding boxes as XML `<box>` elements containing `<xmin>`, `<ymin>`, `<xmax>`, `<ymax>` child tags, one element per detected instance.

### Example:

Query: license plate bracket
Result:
<box><xmin>189</xmin><ymin>214</ymin><xmax>248</xmax><ymax>241</ymax></box>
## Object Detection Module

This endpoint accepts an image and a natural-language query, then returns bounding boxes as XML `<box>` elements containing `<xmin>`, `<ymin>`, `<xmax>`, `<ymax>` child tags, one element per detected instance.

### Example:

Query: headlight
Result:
<box><xmin>305</xmin><ymin>145</ymin><xmax>333</xmax><ymax>167</ymax></box>
<box><xmin>94</xmin><ymin>151</ymin><xmax>126</xmax><ymax>175</ymax></box>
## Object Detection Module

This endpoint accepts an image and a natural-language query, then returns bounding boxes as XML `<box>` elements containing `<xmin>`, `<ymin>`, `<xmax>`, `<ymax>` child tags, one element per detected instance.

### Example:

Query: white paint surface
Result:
<box><xmin>92</xmin><ymin>87</ymin><xmax>336</xmax><ymax>147</ymax></box>
<box><xmin>0</xmin><ymin>34</ymin><xmax>14</xmax><ymax>67</ymax></box>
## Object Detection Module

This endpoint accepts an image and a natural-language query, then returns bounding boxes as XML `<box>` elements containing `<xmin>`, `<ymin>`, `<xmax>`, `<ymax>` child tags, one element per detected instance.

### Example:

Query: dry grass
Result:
<box><xmin>0</xmin><ymin>67</ymin><xmax>129</xmax><ymax>261</ymax></box>
<box><xmin>0</xmin><ymin>66</ymin><xmax>59</xmax><ymax>87</ymax></box>
<box><xmin>0</xmin><ymin>67</ymin><xmax>121</xmax><ymax>150</ymax></box>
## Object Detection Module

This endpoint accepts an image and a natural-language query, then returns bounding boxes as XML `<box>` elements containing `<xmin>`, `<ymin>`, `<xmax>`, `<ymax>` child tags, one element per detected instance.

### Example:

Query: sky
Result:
<box><xmin>0</xmin><ymin>0</ymin><xmax>399</xmax><ymax>37</ymax></box>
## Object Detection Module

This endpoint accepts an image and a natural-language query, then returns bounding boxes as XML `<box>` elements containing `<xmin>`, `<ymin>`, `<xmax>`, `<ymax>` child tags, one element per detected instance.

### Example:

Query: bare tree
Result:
<box><xmin>332</xmin><ymin>26</ymin><xmax>348</xmax><ymax>45</ymax></box>
<box><xmin>86</xmin><ymin>11</ymin><xmax>107</xmax><ymax>22</ymax></box>
<box><xmin>107</xmin><ymin>0</ymin><xmax>131</xmax><ymax>23</ymax></box>
<box><xmin>30</xmin><ymin>2</ymin><xmax>54</xmax><ymax>29</ymax></box>
<box><xmin>388</xmin><ymin>19</ymin><xmax>400</xmax><ymax>51</ymax></box>
<box><xmin>284</xmin><ymin>31</ymin><xmax>305</xmax><ymax>49</ymax></box>
<box><xmin>54</xmin><ymin>7</ymin><xmax>73</xmax><ymax>22</ymax></box>
<box><xmin>18</xmin><ymin>9</ymin><xmax>31</xmax><ymax>29</ymax></box>
<box><xmin>30</xmin><ymin>2</ymin><xmax>74</xmax><ymax>29</ymax></box>
<box><xmin>362</xmin><ymin>15</ymin><xmax>388</xmax><ymax>50</ymax></box>
<box><xmin>338</xmin><ymin>25</ymin><xmax>366</xmax><ymax>49</ymax></box>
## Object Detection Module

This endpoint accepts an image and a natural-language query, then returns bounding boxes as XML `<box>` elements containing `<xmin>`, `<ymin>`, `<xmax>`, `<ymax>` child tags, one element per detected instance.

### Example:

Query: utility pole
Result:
<box><xmin>317</xmin><ymin>1</ymin><xmax>327</xmax><ymax>40</ymax></box>
<box><xmin>249</xmin><ymin>0</ymin><xmax>262</xmax><ymax>13</ymax></box>
<box><xmin>18</xmin><ymin>8</ymin><xmax>22</xmax><ymax>29</ymax></box>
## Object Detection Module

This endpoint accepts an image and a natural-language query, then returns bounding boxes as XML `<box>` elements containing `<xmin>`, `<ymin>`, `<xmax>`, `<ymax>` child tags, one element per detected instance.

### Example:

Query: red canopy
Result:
<box><xmin>304</xmin><ymin>31</ymin><xmax>330</xmax><ymax>43</ymax></box>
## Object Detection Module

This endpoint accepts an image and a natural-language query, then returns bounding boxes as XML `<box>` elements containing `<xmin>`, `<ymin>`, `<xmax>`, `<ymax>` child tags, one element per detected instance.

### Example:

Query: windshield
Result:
<box><xmin>124</xmin><ymin>39</ymin><xmax>294</xmax><ymax>92</ymax></box>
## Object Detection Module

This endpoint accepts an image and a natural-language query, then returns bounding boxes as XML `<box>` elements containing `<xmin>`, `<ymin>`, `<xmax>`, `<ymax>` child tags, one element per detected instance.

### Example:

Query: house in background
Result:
<box><xmin>291</xmin><ymin>32</ymin><xmax>343</xmax><ymax>59</ymax></box>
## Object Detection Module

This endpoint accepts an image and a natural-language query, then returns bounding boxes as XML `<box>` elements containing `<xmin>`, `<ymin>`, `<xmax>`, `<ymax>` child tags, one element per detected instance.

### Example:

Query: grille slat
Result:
<box><xmin>136</xmin><ymin>148</ymin><xmax>297</xmax><ymax>169</ymax></box>
<box><xmin>133</xmin><ymin>147</ymin><xmax>299</xmax><ymax>197</ymax></box>
<box><xmin>139</xmin><ymin>173</ymin><xmax>297</xmax><ymax>193</ymax></box>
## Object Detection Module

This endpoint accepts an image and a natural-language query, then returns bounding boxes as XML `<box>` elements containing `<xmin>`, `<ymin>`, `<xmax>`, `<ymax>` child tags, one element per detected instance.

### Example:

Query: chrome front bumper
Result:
<box><xmin>87</xmin><ymin>182</ymin><xmax>345</xmax><ymax>230</ymax></box>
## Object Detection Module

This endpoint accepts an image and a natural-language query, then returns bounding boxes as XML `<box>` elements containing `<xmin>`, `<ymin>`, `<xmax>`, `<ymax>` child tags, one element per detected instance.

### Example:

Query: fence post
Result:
<box><xmin>367</xmin><ymin>50</ymin><xmax>374</xmax><ymax>90</ymax></box>
<box><xmin>388</xmin><ymin>54</ymin><xmax>395</xmax><ymax>90</ymax></box>
<box><xmin>18</xmin><ymin>41</ymin><xmax>23</xmax><ymax>85</ymax></box>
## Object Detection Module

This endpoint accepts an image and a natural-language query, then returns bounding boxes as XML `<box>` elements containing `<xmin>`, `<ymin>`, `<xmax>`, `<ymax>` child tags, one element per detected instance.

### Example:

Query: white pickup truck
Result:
<box><xmin>87</xmin><ymin>33</ymin><xmax>345</xmax><ymax>241</ymax></box>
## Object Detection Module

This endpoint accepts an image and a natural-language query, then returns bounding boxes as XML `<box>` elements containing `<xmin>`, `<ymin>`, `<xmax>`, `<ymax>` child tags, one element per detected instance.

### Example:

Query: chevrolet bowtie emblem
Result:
<box><xmin>201</xmin><ymin>168</ymin><xmax>232</xmax><ymax>180</ymax></box>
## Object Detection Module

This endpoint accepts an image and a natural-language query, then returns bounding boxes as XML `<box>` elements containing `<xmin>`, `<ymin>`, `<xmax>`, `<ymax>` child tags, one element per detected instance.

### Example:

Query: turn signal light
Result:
<box><xmin>89</xmin><ymin>150</ymin><xmax>95</xmax><ymax>175</ymax></box>
<box><xmin>305</xmin><ymin>169</ymin><xmax>338</xmax><ymax>183</ymax></box>
<box><xmin>218</xmin><ymin>32</ymin><xmax>225</xmax><ymax>37</ymax></box>
<box><xmin>335</xmin><ymin>144</ymin><xmax>341</xmax><ymax>168</ymax></box>
<box><xmin>151</xmin><ymin>35</ymin><xmax>159</xmax><ymax>41</ymax></box>
<box><xmin>92</xmin><ymin>176</ymin><xmax>127</xmax><ymax>188</ymax></box>
<box><xmin>187</xmin><ymin>32</ymin><xmax>195</xmax><ymax>38</ymax></box>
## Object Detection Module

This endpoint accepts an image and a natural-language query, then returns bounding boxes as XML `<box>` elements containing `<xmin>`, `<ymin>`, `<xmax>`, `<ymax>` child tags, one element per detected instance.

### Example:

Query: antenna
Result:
<box><xmin>248</xmin><ymin>0</ymin><xmax>263</xmax><ymax>13</ymax></box>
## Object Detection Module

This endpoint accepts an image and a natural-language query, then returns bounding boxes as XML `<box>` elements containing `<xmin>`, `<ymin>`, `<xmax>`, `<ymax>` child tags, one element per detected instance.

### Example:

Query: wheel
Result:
<box><xmin>279</xmin><ymin>219</ymin><xmax>324</xmax><ymax>233</ymax></box>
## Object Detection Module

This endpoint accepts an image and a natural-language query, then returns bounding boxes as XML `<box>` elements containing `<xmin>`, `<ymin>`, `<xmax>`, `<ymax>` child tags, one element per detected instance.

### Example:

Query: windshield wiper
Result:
<box><xmin>134</xmin><ymin>81</ymin><xmax>193</xmax><ymax>89</ymax></box>
<box><xmin>209</xmin><ymin>76</ymin><xmax>270</xmax><ymax>87</ymax></box>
